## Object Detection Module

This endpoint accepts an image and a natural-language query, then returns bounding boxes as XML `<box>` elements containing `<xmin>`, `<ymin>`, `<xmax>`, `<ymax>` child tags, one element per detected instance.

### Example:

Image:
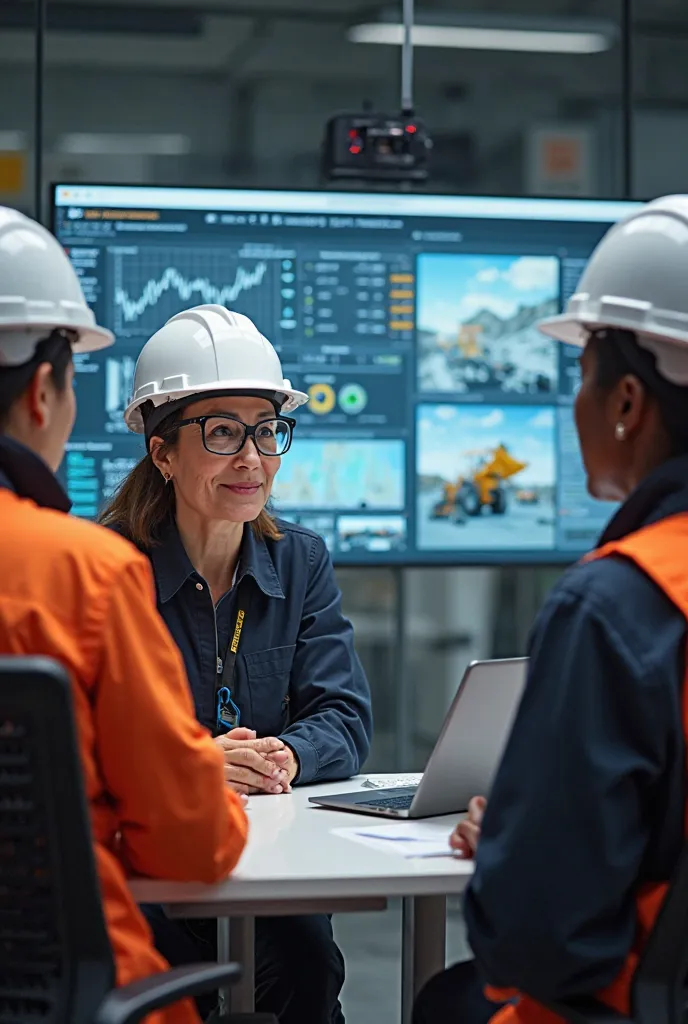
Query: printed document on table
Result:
<box><xmin>332</xmin><ymin>821</ymin><xmax>456</xmax><ymax>859</ymax></box>
<box><xmin>361</xmin><ymin>774</ymin><xmax>423</xmax><ymax>789</ymax></box>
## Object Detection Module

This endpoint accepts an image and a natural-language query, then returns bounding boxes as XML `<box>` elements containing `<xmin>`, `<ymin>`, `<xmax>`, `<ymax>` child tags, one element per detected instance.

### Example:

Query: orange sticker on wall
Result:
<box><xmin>543</xmin><ymin>138</ymin><xmax>581</xmax><ymax>178</ymax></box>
<box><xmin>0</xmin><ymin>153</ymin><xmax>25</xmax><ymax>194</ymax></box>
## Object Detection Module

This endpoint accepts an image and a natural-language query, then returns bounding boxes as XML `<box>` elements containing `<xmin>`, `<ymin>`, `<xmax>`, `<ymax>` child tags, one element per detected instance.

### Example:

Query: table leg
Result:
<box><xmin>217</xmin><ymin>918</ymin><xmax>231</xmax><ymax>1015</ymax></box>
<box><xmin>217</xmin><ymin>916</ymin><xmax>255</xmax><ymax>1014</ymax></box>
<box><xmin>401</xmin><ymin>896</ymin><xmax>447</xmax><ymax>1024</ymax></box>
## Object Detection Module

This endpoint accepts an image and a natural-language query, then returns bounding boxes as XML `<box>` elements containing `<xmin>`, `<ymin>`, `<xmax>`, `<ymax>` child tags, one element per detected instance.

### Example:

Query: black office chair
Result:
<box><xmin>533</xmin><ymin>847</ymin><xmax>688</xmax><ymax>1024</ymax></box>
<box><xmin>0</xmin><ymin>655</ymin><xmax>243</xmax><ymax>1024</ymax></box>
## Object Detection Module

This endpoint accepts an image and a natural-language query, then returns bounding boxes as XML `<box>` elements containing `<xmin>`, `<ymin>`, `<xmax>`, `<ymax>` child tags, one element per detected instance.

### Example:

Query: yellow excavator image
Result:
<box><xmin>431</xmin><ymin>444</ymin><xmax>529</xmax><ymax>522</ymax></box>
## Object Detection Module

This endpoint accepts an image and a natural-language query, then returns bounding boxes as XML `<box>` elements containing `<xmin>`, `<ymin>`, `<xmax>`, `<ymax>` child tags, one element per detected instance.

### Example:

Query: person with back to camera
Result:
<box><xmin>413</xmin><ymin>193</ymin><xmax>688</xmax><ymax>1024</ymax></box>
<box><xmin>99</xmin><ymin>303</ymin><xmax>373</xmax><ymax>1024</ymax></box>
<box><xmin>0</xmin><ymin>209</ymin><xmax>248</xmax><ymax>1024</ymax></box>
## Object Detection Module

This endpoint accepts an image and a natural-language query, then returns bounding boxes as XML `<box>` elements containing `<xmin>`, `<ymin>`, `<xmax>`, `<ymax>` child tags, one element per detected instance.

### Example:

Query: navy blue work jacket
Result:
<box><xmin>464</xmin><ymin>455</ymin><xmax>688</xmax><ymax>1004</ymax></box>
<box><xmin>134</xmin><ymin>518</ymin><xmax>372</xmax><ymax>786</ymax></box>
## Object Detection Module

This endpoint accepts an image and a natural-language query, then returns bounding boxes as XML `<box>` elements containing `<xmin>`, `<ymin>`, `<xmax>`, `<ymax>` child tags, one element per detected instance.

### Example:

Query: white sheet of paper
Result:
<box><xmin>332</xmin><ymin>821</ymin><xmax>455</xmax><ymax>859</ymax></box>
<box><xmin>361</xmin><ymin>774</ymin><xmax>423</xmax><ymax>790</ymax></box>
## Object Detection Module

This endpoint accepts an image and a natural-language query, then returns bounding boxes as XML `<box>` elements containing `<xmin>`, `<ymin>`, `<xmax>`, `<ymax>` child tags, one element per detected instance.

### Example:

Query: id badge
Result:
<box><xmin>216</xmin><ymin>686</ymin><xmax>240</xmax><ymax>732</ymax></box>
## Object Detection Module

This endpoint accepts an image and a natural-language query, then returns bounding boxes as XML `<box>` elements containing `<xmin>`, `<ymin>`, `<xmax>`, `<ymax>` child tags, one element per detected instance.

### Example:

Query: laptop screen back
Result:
<box><xmin>412</xmin><ymin>658</ymin><xmax>527</xmax><ymax>817</ymax></box>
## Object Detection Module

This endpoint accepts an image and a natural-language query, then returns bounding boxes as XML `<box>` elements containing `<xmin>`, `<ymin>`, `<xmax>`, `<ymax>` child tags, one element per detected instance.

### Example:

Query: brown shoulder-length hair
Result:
<box><xmin>98</xmin><ymin>408</ymin><xmax>282</xmax><ymax>548</ymax></box>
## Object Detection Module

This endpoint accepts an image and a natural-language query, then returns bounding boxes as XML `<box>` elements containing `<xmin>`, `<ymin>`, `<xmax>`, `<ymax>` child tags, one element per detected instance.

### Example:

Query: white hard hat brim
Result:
<box><xmin>539</xmin><ymin>302</ymin><xmax>688</xmax><ymax>386</ymax></box>
<box><xmin>537</xmin><ymin>310</ymin><xmax>688</xmax><ymax>347</ymax></box>
<box><xmin>0</xmin><ymin>321</ymin><xmax>114</xmax><ymax>366</ymax></box>
<box><xmin>538</xmin><ymin>313</ymin><xmax>588</xmax><ymax>347</ymax></box>
<box><xmin>71</xmin><ymin>324</ymin><xmax>115</xmax><ymax>354</ymax></box>
<box><xmin>540</xmin><ymin>294</ymin><xmax>688</xmax><ymax>349</ymax></box>
<box><xmin>125</xmin><ymin>377</ymin><xmax>309</xmax><ymax>433</ymax></box>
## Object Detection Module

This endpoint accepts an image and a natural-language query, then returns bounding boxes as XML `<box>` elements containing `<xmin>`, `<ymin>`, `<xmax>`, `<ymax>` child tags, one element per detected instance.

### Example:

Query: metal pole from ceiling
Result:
<box><xmin>34</xmin><ymin>0</ymin><xmax>47</xmax><ymax>223</ymax></box>
<box><xmin>620</xmin><ymin>0</ymin><xmax>633</xmax><ymax>199</ymax></box>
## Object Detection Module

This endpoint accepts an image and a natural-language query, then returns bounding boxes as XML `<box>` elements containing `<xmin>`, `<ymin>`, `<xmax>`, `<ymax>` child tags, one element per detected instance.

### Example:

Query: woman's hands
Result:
<box><xmin>214</xmin><ymin>727</ymin><xmax>298</xmax><ymax>795</ymax></box>
<box><xmin>450</xmin><ymin>796</ymin><xmax>487</xmax><ymax>858</ymax></box>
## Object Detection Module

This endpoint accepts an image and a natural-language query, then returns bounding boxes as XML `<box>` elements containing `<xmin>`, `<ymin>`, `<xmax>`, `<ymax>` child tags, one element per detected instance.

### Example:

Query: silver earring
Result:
<box><xmin>164</xmin><ymin>472</ymin><xmax>172</xmax><ymax>484</ymax></box>
<box><xmin>614</xmin><ymin>422</ymin><xmax>626</xmax><ymax>441</ymax></box>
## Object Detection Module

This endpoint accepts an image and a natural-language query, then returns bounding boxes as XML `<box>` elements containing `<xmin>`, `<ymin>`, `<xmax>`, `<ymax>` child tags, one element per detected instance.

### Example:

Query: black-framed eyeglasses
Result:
<box><xmin>177</xmin><ymin>414</ymin><xmax>296</xmax><ymax>457</ymax></box>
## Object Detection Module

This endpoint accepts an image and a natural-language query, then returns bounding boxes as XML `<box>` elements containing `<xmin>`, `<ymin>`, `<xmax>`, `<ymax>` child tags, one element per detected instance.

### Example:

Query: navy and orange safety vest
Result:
<box><xmin>487</xmin><ymin>513</ymin><xmax>688</xmax><ymax>1024</ymax></box>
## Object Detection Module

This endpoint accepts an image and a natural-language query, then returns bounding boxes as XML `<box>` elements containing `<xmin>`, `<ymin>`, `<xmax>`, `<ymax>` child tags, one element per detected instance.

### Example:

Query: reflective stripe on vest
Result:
<box><xmin>485</xmin><ymin>512</ymin><xmax>688</xmax><ymax>1024</ymax></box>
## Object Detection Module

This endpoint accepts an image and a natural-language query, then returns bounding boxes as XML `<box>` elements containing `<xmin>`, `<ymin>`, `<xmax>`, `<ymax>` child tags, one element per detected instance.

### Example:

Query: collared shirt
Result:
<box><xmin>0</xmin><ymin>434</ymin><xmax>71</xmax><ymax>511</ymax></box>
<box><xmin>464</xmin><ymin>454</ymin><xmax>688</xmax><ymax>1003</ymax></box>
<box><xmin>143</xmin><ymin>518</ymin><xmax>373</xmax><ymax>785</ymax></box>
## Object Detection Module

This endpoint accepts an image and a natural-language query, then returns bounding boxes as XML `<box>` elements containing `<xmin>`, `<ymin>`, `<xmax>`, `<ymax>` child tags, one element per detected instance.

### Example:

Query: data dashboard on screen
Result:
<box><xmin>52</xmin><ymin>184</ymin><xmax>641</xmax><ymax>565</ymax></box>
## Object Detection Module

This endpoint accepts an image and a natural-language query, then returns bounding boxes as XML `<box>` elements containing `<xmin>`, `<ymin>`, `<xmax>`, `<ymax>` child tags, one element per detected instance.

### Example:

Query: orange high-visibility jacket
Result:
<box><xmin>487</xmin><ymin>513</ymin><xmax>688</xmax><ymax>1024</ymax></box>
<box><xmin>0</xmin><ymin>483</ymin><xmax>248</xmax><ymax>1024</ymax></box>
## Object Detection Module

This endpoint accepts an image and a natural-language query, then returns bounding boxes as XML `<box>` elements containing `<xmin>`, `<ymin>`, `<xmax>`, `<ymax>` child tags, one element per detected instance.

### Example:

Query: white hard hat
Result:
<box><xmin>540</xmin><ymin>194</ymin><xmax>688</xmax><ymax>385</ymax></box>
<box><xmin>124</xmin><ymin>304</ymin><xmax>308</xmax><ymax>434</ymax></box>
<box><xmin>0</xmin><ymin>206</ymin><xmax>113</xmax><ymax>366</ymax></box>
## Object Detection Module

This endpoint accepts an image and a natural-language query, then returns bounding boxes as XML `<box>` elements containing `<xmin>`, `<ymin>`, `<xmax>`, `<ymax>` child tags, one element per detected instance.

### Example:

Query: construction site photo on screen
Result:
<box><xmin>416</xmin><ymin>253</ymin><xmax>559</xmax><ymax>397</ymax></box>
<box><xmin>416</xmin><ymin>404</ymin><xmax>556</xmax><ymax>552</ymax></box>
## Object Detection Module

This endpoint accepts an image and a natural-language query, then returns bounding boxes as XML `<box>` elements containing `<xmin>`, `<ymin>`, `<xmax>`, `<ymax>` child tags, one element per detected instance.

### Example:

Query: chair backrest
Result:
<box><xmin>531</xmin><ymin>843</ymin><xmax>688</xmax><ymax>1024</ymax></box>
<box><xmin>631</xmin><ymin>842</ymin><xmax>688</xmax><ymax>1024</ymax></box>
<box><xmin>0</xmin><ymin>656</ymin><xmax>115</xmax><ymax>1024</ymax></box>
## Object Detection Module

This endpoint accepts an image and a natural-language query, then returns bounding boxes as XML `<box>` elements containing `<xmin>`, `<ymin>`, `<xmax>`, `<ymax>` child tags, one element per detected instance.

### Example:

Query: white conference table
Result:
<box><xmin>130</xmin><ymin>776</ymin><xmax>473</xmax><ymax>1024</ymax></box>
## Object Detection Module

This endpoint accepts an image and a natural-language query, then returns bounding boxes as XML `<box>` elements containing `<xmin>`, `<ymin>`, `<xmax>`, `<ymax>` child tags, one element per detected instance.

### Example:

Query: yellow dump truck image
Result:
<box><xmin>431</xmin><ymin>444</ymin><xmax>528</xmax><ymax>522</ymax></box>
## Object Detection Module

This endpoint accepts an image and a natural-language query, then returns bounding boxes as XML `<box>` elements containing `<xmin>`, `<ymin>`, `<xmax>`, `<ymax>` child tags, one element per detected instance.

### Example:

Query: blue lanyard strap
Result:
<box><xmin>216</xmin><ymin>686</ymin><xmax>241</xmax><ymax>731</ymax></box>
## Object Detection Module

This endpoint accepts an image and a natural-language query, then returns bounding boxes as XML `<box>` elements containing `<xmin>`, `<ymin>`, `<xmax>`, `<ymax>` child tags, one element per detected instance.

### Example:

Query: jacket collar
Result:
<box><xmin>598</xmin><ymin>454</ymin><xmax>688</xmax><ymax>547</ymax></box>
<box><xmin>0</xmin><ymin>436</ymin><xmax>71</xmax><ymax>513</ymax></box>
<box><xmin>151</xmin><ymin>518</ymin><xmax>285</xmax><ymax>604</ymax></box>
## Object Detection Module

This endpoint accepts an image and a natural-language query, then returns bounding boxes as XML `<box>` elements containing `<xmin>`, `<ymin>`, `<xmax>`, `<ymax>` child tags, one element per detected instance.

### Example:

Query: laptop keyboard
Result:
<box><xmin>360</xmin><ymin>794</ymin><xmax>415</xmax><ymax>811</ymax></box>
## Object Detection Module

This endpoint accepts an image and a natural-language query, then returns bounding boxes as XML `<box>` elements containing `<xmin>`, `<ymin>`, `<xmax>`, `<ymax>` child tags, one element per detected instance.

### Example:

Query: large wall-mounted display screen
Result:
<box><xmin>52</xmin><ymin>185</ymin><xmax>640</xmax><ymax>564</ymax></box>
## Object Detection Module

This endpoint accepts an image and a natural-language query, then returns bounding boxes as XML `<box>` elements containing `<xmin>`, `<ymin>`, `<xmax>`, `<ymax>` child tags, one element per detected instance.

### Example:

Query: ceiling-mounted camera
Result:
<box><xmin>322</xmin><ymin>0</ymin><xmax>431</xmax><ymax>185</ymax></box>
<box><xmin>322</xmin><ymin>112</ymin><xmax>431</xmax><ymax>184</ymax></box>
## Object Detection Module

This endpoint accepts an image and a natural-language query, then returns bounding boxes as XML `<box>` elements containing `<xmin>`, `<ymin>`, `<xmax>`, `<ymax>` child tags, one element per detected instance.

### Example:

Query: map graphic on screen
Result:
<box><xmin>272</xmin><ymin>439</ymin><xmax>405</xmax><ymax>511</ymax></box>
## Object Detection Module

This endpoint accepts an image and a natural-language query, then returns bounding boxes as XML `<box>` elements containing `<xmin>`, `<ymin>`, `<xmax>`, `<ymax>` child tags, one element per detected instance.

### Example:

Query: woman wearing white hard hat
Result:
<box><xmin>415</xmin><ymin>195</ymin><xmax>688</xmax><ymax>1024</ymax></box>
<box><xmin>0</xmin><ymin>208</ymin><xmax>248</xmax><ymax>1024</ymax></box>
<box><xmin>101</xmin><ymin>303</ymin><xmax>372</xmax><ymax>1024</ymax></box>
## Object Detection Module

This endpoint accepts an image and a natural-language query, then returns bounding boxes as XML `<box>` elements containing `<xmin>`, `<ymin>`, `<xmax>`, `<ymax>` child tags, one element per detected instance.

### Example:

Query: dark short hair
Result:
<box><xmin>588</xmin><ymin>328</ymin><xmax>688</xmax><ymax>455</ymax></box>
<box><xmin>0</xmin><ymin>330</ymin><xmax>74</xmax><ymax>430</ymax></box>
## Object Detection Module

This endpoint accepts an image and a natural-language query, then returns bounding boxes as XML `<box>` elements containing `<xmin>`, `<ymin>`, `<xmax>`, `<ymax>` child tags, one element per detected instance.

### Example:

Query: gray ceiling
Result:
<box><xmin>1</xmin><ymin>0</ymin><xmax>686</xmax><ymax>89</ymax></box>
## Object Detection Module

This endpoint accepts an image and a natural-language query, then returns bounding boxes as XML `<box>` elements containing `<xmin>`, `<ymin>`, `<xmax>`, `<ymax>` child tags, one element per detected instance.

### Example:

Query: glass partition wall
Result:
<box><xmin>8</xmin><ymin>0</ymin><xmax>685</xmax><ymax>768</ymax></box>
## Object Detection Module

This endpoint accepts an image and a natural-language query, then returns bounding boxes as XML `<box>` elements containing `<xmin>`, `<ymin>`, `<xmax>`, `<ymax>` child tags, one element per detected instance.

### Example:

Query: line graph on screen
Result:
<box><xmin>110</xmin><ymin>246</ymin><xmax>276</xmax><ymax>335</ymax></box>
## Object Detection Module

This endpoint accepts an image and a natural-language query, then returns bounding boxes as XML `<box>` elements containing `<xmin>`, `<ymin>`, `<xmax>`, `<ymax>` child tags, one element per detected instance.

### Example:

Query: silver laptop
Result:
<box><xmin>309</xmin><ymin>657</ymin><xmax>527</xmax><ymax>819</ymax></box>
